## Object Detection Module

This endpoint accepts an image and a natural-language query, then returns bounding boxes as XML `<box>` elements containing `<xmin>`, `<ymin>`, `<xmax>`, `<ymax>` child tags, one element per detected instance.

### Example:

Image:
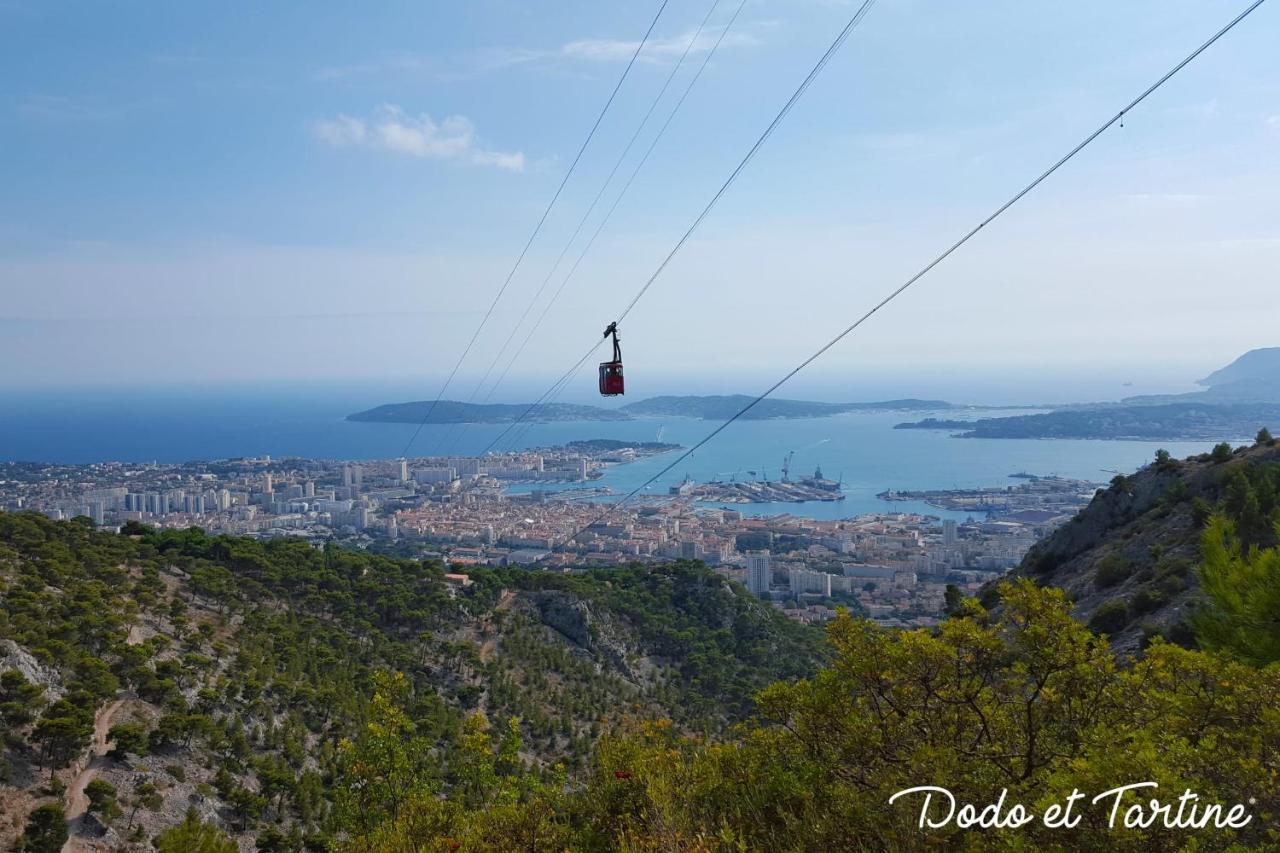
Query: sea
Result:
<box><xmin>0</xmin><ymin>385</ymin><xmax>1221</xmax><ymax>523</ymax></box>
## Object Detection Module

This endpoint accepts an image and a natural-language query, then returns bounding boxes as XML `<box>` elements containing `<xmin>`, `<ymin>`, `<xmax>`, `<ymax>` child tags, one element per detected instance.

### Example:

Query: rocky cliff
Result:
<box><xmin>1002</xmin><ymin>436</ymin><xmax>1280</xmax><ymax>653</ymax></box>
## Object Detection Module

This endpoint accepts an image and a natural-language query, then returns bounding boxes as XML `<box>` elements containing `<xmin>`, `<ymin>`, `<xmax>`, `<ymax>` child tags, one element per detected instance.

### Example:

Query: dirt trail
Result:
<box><xmin>61</xmin><ymin>698</ymin><xmax>127</xmax><ymax>852</ymax></box>
<box><xmin>479</xmin><ymin>589</ymin><xmax>517</xmax><ymax>662</ymax></box>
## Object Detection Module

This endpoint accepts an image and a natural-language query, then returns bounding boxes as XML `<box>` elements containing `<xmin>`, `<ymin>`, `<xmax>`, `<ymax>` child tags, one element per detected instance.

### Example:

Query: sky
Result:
<box><xmin>2</xmin><ymin>0</ymin><xmax>1278</xmax><ymax>404</ymax></box>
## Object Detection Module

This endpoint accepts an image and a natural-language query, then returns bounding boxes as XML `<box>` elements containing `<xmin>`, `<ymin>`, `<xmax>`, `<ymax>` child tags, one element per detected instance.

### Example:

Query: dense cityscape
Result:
<box><xmin>0</xmin><ymin>441</ymin><xmax>1100</xmax><ymax>629</ymax></box>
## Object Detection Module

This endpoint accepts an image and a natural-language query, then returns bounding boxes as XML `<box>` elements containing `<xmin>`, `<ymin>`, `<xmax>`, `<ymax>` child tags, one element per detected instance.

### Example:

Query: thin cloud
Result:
<box><xmin>315</xmin><ymin>23</ymin><xmax>761</xmax><ymax>83</ymax></box>
<box><xmin>313</xmin><ymin>105</ymin><xmax>524</xmax><ymax>172</ymax></box>
<box><xmin>559</xmin><ymin>26</ymin><xmax>760</xmax><ymax>64</ymax></box>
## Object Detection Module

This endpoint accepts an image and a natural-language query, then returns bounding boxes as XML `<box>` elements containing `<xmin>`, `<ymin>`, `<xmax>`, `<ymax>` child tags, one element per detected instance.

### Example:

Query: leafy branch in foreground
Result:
<box><xmin>1194</xmin><ymin>514</ymin><xmax>1280</xmax><ymax>666</ymax></box>
<box><xmin>337</xmin><ymin>579</ymin><xmax>1280</xmax><ymax>851</ymax></box>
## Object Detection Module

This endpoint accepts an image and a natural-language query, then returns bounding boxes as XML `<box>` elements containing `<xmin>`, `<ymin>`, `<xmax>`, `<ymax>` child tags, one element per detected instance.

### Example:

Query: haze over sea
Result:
<box><xmin>0</xmin><ymin>380</ymin><xmax>1219</xmax><ymax>522</ymax></box>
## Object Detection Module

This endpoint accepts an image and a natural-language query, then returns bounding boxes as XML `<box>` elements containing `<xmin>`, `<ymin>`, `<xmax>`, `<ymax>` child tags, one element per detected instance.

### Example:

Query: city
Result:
<box><xmin>2</xmin><ymin>0</ymin><xmax>1275</xmax><ymax>848</ymax></box>
<box><xmin>0</xmin><ymin>441</ymin><xmax>1100</xmax><ymax>629</ymax></box>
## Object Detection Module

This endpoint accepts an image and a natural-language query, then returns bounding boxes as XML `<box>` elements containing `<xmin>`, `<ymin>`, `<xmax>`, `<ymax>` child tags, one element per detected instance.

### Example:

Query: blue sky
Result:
<box><xmin>2</xmin><ymin>0</ymin><xmax>1278</xmax><ymax>401</ymax></box>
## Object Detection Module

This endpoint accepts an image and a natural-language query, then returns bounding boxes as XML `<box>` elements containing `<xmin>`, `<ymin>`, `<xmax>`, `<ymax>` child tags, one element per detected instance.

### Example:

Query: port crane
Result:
<box><xmin>781</xmin><ymin>451</ymin><xmax>795</xmax><ymax>483</ymax></box>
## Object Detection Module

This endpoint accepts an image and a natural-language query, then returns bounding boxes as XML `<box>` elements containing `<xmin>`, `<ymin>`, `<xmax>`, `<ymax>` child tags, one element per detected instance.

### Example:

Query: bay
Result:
<box><xmin>0</xmin><ymin>388</ymin><xmax>1218</xmax><ymax>521</ymax></box>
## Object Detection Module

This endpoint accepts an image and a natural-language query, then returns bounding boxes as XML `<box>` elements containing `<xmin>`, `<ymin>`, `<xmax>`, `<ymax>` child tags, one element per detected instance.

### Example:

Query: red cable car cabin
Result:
<box><xmin>599</xmin><ymin>322</ymin><xmax>625</xmax><ymax>396</ymax></box>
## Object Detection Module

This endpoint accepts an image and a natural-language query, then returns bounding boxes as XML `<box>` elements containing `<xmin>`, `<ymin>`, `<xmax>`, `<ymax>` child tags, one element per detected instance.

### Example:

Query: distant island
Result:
<box><xmin>620</xmin><ymin>395</ymin><xmax>954</xmax><ymax>420</ymax></box>
<box><xmin>347</xmin><ymin>400</ymin><xmax>630</xmax><ymax>424</ymax></box>
<box><xmin>349</xmin><ymin>395</ymin><xmax>955</xmax><ymax>425</ymax></box>
<box><xmin>895</xmin><ymin>349</ymin><xmax>1280</xmax><ymax>440</ymax></box>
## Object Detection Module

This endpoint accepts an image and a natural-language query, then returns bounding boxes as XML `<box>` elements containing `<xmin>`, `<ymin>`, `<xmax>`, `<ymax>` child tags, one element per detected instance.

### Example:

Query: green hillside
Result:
<box><xmin>1007</xmin><ymin>432</ymin><xmax>1280</xmax><ymax>653</ymax></box>
<box><xmin>0</xmin><ymin>514</ymin><xmax>819</xmax><ymax>850</ymax></box>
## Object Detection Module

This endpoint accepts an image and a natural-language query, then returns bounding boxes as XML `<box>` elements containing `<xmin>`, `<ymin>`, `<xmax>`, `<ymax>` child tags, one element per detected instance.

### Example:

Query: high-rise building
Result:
<box><xmin>789</xmin><ymin>568</ymin><xmax>832</xmax><ymax>596</ymax></box>
<box><xmin>263</xmin><ymin>473</ymin><xmax>273</xmax><ymax>494</ymax></box>
<box><xmin>342</xmin><ymin>466</ymin><xmax>353</xmax><ymax>487</ymax></box>
<box><xmin>414</xmin><ymin>467</ymin><xmax>457</xmax><ymax>485</ymax></box>
<box><xmin>397</xmin><ymin>459</ymin><xmax>409</xmax><ymax>482</ymax></box>
<box><xmin>304</xmin><ymin>480</ymin><xmax>315</xmax><ymax>498</ymax></box>
<box><xmin>745</xmin><ymin>550</ymin><xmax>771</xmax><ymax>595</ymax></box>
<box><xmin>449</xmin><ymin>458</ymin><xmax>481</xmax><ymax>478</ymax></box>
<box><xmin>943</xmin><ymin>519</ymin><xmax>958</xmax><ymax>546</ymax></box>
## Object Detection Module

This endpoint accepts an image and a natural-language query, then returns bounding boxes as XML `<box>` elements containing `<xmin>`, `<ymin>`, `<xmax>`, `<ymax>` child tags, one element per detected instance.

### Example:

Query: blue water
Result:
<box><xmin>0</xmin><ymin>387</ymin><xmax>1221</xmax><ymax>521</ymax></box>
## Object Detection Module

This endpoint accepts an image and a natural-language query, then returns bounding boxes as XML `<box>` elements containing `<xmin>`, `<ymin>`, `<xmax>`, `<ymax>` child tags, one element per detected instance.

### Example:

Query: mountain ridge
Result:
<box><xmin>999</xmin><ymin>434</ymin><xmax>1280</xmax><ymax>653</ymax></box>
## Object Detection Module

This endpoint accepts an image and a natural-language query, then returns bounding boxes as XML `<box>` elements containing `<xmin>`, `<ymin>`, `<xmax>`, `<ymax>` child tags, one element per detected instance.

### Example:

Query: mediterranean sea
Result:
<box><xmin>0</xmin><ymin>385</ymin><xmax>1223</xmax><ymax>521</ymax></box>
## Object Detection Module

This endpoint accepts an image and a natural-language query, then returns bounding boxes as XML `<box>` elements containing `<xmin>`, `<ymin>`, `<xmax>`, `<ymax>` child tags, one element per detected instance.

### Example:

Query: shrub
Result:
<box><xmin>1129</xmin><ymin>587</ymin><xmax>1165</xmax><ymax>616</ymax></box>
<box><xmin>1162</xmin><ymin>479</ymin><xmax>1189</xmax><ymax>505</ymax></box>
<box><xmin>85</xmin><ymin>778</ymin><xmax>121</xmax><ymax>823</ymax></box>
<box><xmin>1093</xmin><ymin>555</ymin><xmax>1132</xmax><ymax>589</ymax></box>
<box><xmin>153</xmin><ymin>808</ymin><xmax>236</xmax><ymax>853</ymax></box>
<box><xmin>1211</xmin><ymin>442</ymin><xmax>1234</xmax><ymax>464</ymax></box>
<box><xmin>19</xmin><ymin>802</ymin><xmax>67</xmax><ymax>853</ymax></box>
<box><xmin>1154</xmin><ymin>556</ymin><xmax>1191</xmax><ymax>580</ymax></box>
<box><xmin>1088</xmin><ymin>599</ymin><xmax>1129</xmax><ymax>635</ymax></box>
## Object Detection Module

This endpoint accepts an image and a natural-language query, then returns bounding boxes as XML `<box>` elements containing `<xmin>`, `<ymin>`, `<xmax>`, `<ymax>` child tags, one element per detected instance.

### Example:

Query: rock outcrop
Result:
<box><xmin>1002</xmin><ymin>439</ymin><xmax>1280</xmax><ymax>653</ymax></box>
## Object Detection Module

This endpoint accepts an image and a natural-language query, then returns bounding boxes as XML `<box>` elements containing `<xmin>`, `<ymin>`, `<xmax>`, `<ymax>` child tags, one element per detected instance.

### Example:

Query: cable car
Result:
<box><xmin>599</xmin><ymin>322</ymin><xmax>625</xmax><ymax>396</ymax></box>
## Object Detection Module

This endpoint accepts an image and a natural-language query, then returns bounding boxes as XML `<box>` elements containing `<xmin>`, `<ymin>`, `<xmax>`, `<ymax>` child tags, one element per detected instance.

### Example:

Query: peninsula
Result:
<box><xmin>349</xmin><ymin>395</ymin><xmax>956</xmax><ymax>425</ymax></box>
<box><xmin>894</xmin><ymin>349</ymin><xmax>1280</xmax><ymax>441</ymax></box>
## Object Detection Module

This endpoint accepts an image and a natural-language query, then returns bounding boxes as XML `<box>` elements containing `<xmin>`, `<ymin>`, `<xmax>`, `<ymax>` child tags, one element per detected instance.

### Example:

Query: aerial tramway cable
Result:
<box><xmin>463</xmin><ymin>0</ymin><xmax>728</xmax><ymax>407</ymax></box>
<box><xmin>439</xmin><ymin>0</ymin><xmax>732</xmax><ymax>457</ymax></box>
<box><xmin>476</xmin><ymin>0</ymin><xmax>752</xmax><ymax>412</ymax></box>
<box><xmin>566</xmin><ymin>0</ymin><xmax>1271</xmax><ymax>546</ymax></box>
<box><xmin>482</xmin><ymin>0</ymin><xmax>879</xmax><ymax>454</ymax></box>
<box><xmin>613</xmin><ymin>0</ymin><xmax>878</xmax><ymax>326</ymax></box>
<box><xmin>397</xmin><ymin>0</ymin><xmax>670</xmax><ymax>460</ymax></box>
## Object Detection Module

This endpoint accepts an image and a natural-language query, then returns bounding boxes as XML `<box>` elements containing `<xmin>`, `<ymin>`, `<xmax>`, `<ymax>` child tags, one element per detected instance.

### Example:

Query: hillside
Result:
<box><xmin>1003</xmin><ymin>433</ymin><xmax>1280</xmax><ymax>653</ymax></box>
<box><xmin>0</xmin><ymin>514</ymin><xmax>820</xmax><ymax>851</ymax></box>
<box><xmin>1125</xmin><ymin>346</ymin><xmax>1280</xmax><ymax>404</ymax></box>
